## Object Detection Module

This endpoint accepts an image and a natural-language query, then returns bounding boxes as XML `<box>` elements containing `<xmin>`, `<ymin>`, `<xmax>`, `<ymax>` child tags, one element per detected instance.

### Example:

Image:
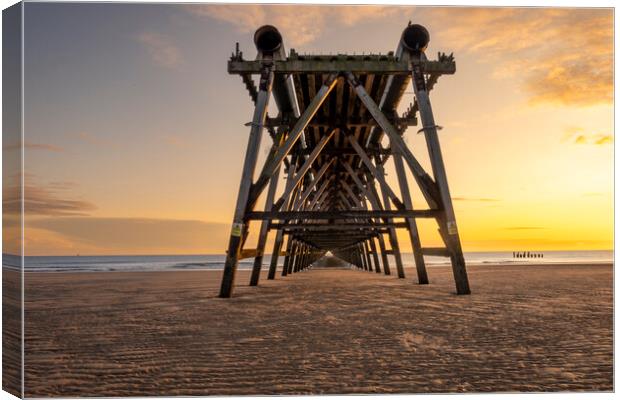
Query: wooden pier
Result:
<box><xmin>219</xmin><ymin>23</ymin><xmax>470</xmax><ymax>297</ymax></box>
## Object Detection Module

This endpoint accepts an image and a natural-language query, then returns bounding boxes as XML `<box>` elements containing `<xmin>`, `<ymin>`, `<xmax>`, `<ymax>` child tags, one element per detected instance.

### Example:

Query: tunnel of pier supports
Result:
<box><xmin>218</xmin><ymin>23</ymin><xmax>470</xmax><ymax>298</ymax></box>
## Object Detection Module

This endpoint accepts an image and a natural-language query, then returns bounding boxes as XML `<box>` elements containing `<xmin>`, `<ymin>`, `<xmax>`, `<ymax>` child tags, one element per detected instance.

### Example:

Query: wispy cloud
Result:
<box><xmin>189</xmin><ymin>6</ymin><xmax>611</xmax><ymax>106</ymax></box>
<box><xmin>4</xmin><ymin>140</ymin><xmax>64</xmax><ymax>152</ymax></box>
<box><xmin>137</xmin><ymin>32</ymin><xmax>184</xmax><ymax>69</ymax></box>
<box><xmin>186</xmin><ymin>4</ymin><xmax>400</xmax><ymax>47</ymax></box>
<box><xmin>419</xmin><ymin>7</ymin><xmax>612</xmax><ymax>107</ymax></box>
<box><xmin>562</xmin><ymin>126</ymin><xmax>613</xmax><ymax>145</ymax></box>
<box><xmin>3</xmin><ymin>174</ymin><xmax>96</xmax><ymax>217</ymax></box>
<box><xmin>70</xmin><ymin>131</ymin><xmax>119</xmax><ymax>148</ymax></box>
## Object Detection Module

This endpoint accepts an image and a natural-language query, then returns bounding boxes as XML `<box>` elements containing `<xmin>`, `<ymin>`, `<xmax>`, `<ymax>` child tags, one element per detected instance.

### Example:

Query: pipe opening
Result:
<box><xmin>254</xmin><ymin>25</ymin><xmax>283</xmax><ymax>53</ymax></box>
<box><xmin>401</xmin><ymin>24</ymin><xmax>430</xmax><ymax>52</ymax></box>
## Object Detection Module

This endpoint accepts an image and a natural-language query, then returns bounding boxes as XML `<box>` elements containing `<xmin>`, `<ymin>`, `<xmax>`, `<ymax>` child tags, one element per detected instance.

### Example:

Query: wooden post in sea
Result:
<box><xmin>219</xmin><ymin>23</ymin><xmax>470</xmax><ymax>297</ymax></box>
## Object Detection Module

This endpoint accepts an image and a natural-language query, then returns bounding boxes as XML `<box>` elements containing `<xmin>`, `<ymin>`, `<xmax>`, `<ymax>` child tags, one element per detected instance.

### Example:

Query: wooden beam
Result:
<box><xmin>219</xmin><ymin>65</ymin><xmax>274</xmax><ymax>298</ymax></box>
<box><xmin>246</xmin><ymin>210</ymin><xmax>438</xmax><ymax>220</ymax></box>
<box><xmin>271</xmin><ymin>222</ymin><xmax>407</xmax><ymax>229</ymax></box>
<box><xmin>273</xmin><ymin>131</ymin><xmax>335</xmax><ymax>210</ymax></box>
<box><xmin>228</xmin><ymin>59</ymin><xmax>456</xmax><ymax>75</ymax></box>
<box><xmin>348</xmin><ymin>134</ymin><xmax>404</xmax><ymax>210</ymax></box>
<box><xmin>249</xmin><ymin>73</ymin><xmax>338</xmax><ymax>208</ymax></box>
<box><xmin>411</xmin><ymin>54</ymin><xmax>470</xmax><ymax>295</ymax></box>
<box><xmin>345</xmin><ymin>72</ymin><xmax>440</xmax><ymax>210</ymax></box>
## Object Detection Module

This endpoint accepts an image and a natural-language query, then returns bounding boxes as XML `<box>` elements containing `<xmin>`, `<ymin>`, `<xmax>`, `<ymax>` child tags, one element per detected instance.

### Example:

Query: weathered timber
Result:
<box><xmin>219</xmin><ymin>65</ymin><xmax>274</xmax><ymax>298</ymax></box>
<box><xmin>220</xmin><ymin>23</ymin><xmax>470</xmax><ymax>297</ymax></box>
<box><xmin>246</xmin><ymin>210</ymin><xmax>438</xmax><ymax>220</ymax></box>
<box><xmin>228</xmin><ymin>58</ymin><xmax>456</xmax><ymax>75</ymax></box>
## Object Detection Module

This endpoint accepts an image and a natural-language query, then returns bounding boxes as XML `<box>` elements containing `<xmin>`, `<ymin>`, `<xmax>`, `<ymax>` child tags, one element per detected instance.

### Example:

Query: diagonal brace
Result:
<box><xmin>345</xmin><ymin>72</ymin><xmax>440</xmax><ymax>210</ymax></box>
<box><xmin>248</xmin><ymin>72</ymin><xmax>339</xmax><ymax>208</ymax></box>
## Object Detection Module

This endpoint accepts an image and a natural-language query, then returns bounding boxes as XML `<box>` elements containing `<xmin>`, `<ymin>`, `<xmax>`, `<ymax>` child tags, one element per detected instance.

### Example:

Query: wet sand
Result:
<box><xmin>21</xmin><ymin>263</ymin><xmax>612</xmax><ymax>396</ymax></box>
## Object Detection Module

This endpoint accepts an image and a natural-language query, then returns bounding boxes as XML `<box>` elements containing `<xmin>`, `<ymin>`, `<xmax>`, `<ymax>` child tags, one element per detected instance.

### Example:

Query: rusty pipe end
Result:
<box><xmin>401</xmin><ymin>24</ymin><xmax>430</xmax><ymax>53</ymax></box>
<box><xmin>254</xmin><ymin>25</ymin><xmax>283</xmax><ymax>54</ymax></box>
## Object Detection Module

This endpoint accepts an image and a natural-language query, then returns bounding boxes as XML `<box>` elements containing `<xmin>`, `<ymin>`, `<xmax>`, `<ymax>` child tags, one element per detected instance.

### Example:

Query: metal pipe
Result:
<box><xmin>254</xmin><ymin>25</ymin><xmax>283</xmax><ymax>54</ymax></box>
<box><xmin>400</xmin><ymin>24</ymin><xmax>430</xmax><ymax>53</ymax></box>
<box><xmin>254</xmin><ymin>26</ymin><xmax>302</xmax><ymax>127</ymax></box>
<box><xmin>254</xmin><ymin>25</ymin><xmax>310</xmax><ymax>190</ymax></box>
<box><xmin>366</xmin><ymin>23</ymin><xmax>430</xmax><ymax>147</ymax></box>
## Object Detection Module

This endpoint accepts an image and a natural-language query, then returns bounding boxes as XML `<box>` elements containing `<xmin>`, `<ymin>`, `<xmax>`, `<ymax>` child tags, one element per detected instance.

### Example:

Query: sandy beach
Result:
<box><xmin>20</xmin><ymin>263</ymin><xmax>612</xmax><ymax>396</ymax></box>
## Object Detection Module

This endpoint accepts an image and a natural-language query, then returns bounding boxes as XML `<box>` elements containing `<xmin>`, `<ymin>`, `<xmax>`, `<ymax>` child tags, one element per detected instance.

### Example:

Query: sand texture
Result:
<box><xmin>22</xmin><ymin>264</ymin><xmax>612</xmax><ymax>396</ymax></box>
<box><xmin>3</xmin><ymin>269</ymin><xmax>22</xmax><ymax>397</ymax></box>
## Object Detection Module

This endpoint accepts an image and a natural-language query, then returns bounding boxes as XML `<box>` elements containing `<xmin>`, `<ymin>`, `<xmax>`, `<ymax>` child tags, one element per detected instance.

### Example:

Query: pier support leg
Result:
<box><xmin>363</xmin><ymin>241</ymin><xmax>373</xmax><ymax>272</ymax></box>
<box><xmin>375</xmin><ymin>164</ymin><xmax>406</xmax><ymax>278</ymax></box>
<box><xmin>219</xmin><ymin>66</ymin><xmax>274</xmax><ymax>298</ymax></box>
<box><xmin>410</xmin><ymin>58</ymin><xmax>470</xmax><ymax>295</ymax></box>
<box><xmin>288</xmin><ymin>240</ymin><xmax>297</xmax><ymax>275</ymax></box>
<box><xmin>368</xmin><ymin>237</ymin><xmax>382</xmax><ymax>274</ymax></box>
<box><xmin>377</xmin><ymin>234</ymin><xmax>391</xmax><ymax>275</ymax></box>
<box><xmin>250</xmin><ymin>161</ymin><xmax>281</xmax><ymax>286</ymax></box>
<box><xmin>393</xmin><ymin>152</ymin><xmax>428</xmax><ymax>284</ymax></box>
<box><xmin>281</xmin><ymin>235</ymin><xmax>293</xmax><ymax>277</ymax></box>
<box><xmin>268</xmin><ymin>230</ymin><xmax>284</xmax><ymax>279</ymax></box>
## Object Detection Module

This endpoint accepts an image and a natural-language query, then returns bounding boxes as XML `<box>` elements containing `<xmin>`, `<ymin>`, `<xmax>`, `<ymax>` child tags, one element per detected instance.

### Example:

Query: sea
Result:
<box><xmin>1</xmin><ymin>250</ymin><xmax>614</xmax><ymax>273</ymax></box>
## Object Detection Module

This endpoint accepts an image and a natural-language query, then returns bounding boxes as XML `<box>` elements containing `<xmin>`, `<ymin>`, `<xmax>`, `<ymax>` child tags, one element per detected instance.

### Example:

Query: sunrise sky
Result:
<box><xmin>7</xmin><ymin>3</ymin><xmax>613</xmax><ymax>255</ymax></box>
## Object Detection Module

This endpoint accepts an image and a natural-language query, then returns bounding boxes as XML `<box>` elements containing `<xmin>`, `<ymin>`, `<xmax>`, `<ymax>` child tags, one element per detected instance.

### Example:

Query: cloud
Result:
<box><xmin>137</xmin><ymin>32</ymin><xmax>184</xmax><ymax>69</ymax></box>
<box><xmin>3</xmin><ymin>174</ymin><xmax>96</xmax><ymax>217</ymax></box>
<box><xmin>188</xmin><ymin>6</ymin><xmax>611</xmax><ymax>106</ymax></box>
<box><xmin>29</xmin><ymin>217</ymin><xmax>230</xmax><ymax>255</ymax></box>
<box><xmin>186</xmin><ymin>4</ymin><xmax>400</xmax><ymax>47</ymax></box>
<box><xmin>419</xmin><ymin>7</ymin><xmax>612</xmax><ymax>107</ymax></box>
<box><xmin>70</xmin><ymin>131</ymin><xmax>118</xmax><ymax>148</ymax></box>
<box><xmin>4</xmin><ymin>140</ymin><xmax>64</xmax><ymax>152</ymax></box>
<box><xmin>562</xmin><ymin>126</ymin><xmax>613</xmax><ymax>145</ymax></box>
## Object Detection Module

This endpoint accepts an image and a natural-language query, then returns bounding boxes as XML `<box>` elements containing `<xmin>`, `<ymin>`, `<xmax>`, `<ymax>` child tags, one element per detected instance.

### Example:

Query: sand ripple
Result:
<box><xmin>22</xmin><ymin>264</ymin><xmax>612</xmax><ymax>396</ymax></box>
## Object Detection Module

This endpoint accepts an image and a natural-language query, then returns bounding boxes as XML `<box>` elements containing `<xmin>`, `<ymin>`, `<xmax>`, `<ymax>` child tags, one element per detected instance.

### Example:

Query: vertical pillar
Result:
<box><xmin>287</xmin><ymin>240</ymin><xmax>297</xmax><ymax>274</ymax></box>
<box><xmin>268</xmin><ymin>229</ymin><xmax>283</xmax><ymax>279</ymax></box>
<box><xmin>294</xmin><ymin>243</ymin><xmax>302</xmax><ymax>272</ymax></box>
<box><xmin>363</xmin><ymin>240</ymin><xmax>373</xmax><ymax>272</ymax></box>
<box><xmin>219</xmin><ymin>65</ymin><xmax>274</xmax><ymax>298</ymax></box>
<box><xmin>393</xmin><ymin>152</ymin><xmax>428</xmax><ymax>284</ymax></box>
<box><xmin>376</xmin><ymin>234</ymin><xmax>391</xmax><ymax>275</ymax></box>
<box><xmin>368</xmin><ymin>237</ymin><xmax>382</xmax><ymax>274</ymax></box>
<box><xmin>354</xmin><ymin>247</ymin><xmax>362</xmax><ymax>269</ymax></box>
<box><xmin>374</xmin><ymin>166</ymin><xmax>405</xmax><ymax>278</ymax></box>
<box><xmin>303</xmin><ymin>244</ymin><xmax>308</xmax><ymax>270</ymax></box>
<box><xmin>250</xmin><ymin>161</ymin><xmax>282</xmax><ymax>286</ymax></box>
<box><xmin>361</xmin><ymin>243</ymin><xmax>370</xmax><ymax>271</ymax></box>
<box><xmin>411</xmin><ymin>57</ymin><xmax>470</xmax><ymax>295</ymax></box>
<box><xmin>281</xmin><ymin>235</ymin><xmax>293</xmax><ymax>277</ymax></box>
